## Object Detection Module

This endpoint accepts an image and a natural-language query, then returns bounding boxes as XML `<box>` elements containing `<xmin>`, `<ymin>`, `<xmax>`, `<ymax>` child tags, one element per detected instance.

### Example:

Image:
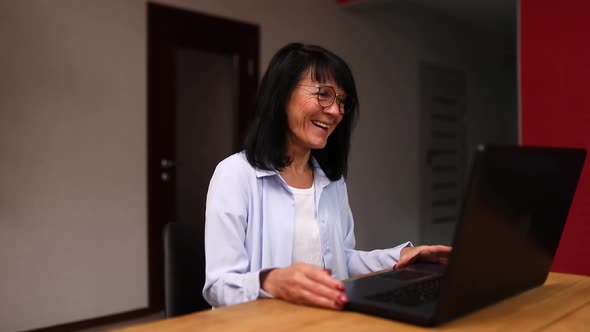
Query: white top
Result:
<box><xmin>289</xmin><ymin>182</ymin><xmax>325</xmax><ymax>268</ymax></box>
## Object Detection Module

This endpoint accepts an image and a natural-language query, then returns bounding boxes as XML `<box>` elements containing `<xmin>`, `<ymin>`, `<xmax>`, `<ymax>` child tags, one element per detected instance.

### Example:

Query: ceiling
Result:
<box><xmin>405</xmin><ymin>0</ymin><xmax>516</xmax><ymax>38</ymax></box>
<box><xmin>340</xmin><ymin>0</ymin><xmax>517</xmax><ymax>39</ymax></box>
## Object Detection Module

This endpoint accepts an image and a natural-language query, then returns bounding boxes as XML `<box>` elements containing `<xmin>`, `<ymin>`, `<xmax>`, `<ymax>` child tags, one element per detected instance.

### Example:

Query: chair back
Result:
<box><xmin>164</xmin><ymin>222</ymin><xmax>210</xmax><ymax>317</ymax></box>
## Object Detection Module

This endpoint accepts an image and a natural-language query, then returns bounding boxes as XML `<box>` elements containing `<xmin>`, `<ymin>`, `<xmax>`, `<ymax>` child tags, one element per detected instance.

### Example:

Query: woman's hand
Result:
<box><xmin>396</xmin><ymin>245</ymin><xmax>452</xmax><ymax>269</ymax></box>
<box><xmin>261</xmin><ymin>263</ymin><xmax>347</xmax><ymax>310</ymax></box>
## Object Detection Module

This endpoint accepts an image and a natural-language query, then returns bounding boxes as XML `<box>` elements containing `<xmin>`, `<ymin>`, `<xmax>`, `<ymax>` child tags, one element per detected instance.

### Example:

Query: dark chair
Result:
<box><xmin>163</xmin><ymin>222</ymin><xmax>210</xmax><ymax>317</ymax></box>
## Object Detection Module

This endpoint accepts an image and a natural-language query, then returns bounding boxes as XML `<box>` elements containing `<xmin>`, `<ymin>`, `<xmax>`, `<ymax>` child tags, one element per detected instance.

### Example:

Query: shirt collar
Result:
<box><xmin>311</xmin><ymin>158</ymin><xmax>331</xmax><ymax>189</ymax></box>
<box><xmin>253</xmin><ymin>157</ymin><xmax>332</xmax><ymax>188</ymax></box>
<box><xmin>254</xmin><ymin>168</ymin><xmax>276</xmax><ymax>178</ymax></box>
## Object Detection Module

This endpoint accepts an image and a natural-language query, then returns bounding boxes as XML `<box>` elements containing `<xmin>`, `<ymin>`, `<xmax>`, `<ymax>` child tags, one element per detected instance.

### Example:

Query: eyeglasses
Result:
<box><xmin>298</xmin><ymin>84</ymin><xmax>352</xmax><ymax>114</ymax></box>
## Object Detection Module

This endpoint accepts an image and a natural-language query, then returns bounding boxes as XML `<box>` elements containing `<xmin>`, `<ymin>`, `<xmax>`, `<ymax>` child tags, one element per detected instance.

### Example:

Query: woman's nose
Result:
<box><xmin>323</xmin><ymin>101</ymin><xmax>341</xmax><ymax>115</ymax></box>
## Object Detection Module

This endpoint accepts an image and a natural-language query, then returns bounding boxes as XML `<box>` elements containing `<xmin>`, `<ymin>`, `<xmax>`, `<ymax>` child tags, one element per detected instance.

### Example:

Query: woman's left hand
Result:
<box><xmin>396</xmin><ymin>245</ymin><xmax>452</xmax><ymax>269</ymax></box>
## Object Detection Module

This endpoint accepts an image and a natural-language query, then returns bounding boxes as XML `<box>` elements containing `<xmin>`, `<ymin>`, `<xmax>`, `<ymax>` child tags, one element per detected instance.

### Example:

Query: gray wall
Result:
<box><xmin>0</xmin><ymin>0</ymin><xmax>515</xmax><ymax>330</ymax></box>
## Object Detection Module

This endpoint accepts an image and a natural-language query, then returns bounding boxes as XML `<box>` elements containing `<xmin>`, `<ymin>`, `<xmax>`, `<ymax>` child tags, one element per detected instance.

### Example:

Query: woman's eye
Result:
<box><xmin>317</xmin><ymin>89</ymin><xmax>332</xmax><ymax>98</ymax></box>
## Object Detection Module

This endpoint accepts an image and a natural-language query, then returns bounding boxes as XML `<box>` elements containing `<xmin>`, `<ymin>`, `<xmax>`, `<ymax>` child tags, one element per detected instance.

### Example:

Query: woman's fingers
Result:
<box><xmin>295</xmin><ymin>284</ymin><xmax>345</xmax><ymax>309</ymax></box>
<box><xmin>296</xmin><ymin>287</ymin><xmax>344</xmax><ymax>309</ymax></box>
<box><xmin>297</xmin><ymin>265</ymin><xmax>346</xmax><ymax>307</ymax></box>
<box><xmin>396</xmin><ymin>245</ymin><xmax>453</xmax><ymax>268</ymax></box>
<box><xmin>268</xmin><ymin>263</ymin><xmax>346</xmax><ymax>310</ymax></box>
<box><xmin>304</xmin><ymin>269</ymin><xmax>347</xmax><ymax>305</ymax></box>
<box><xmin>423</xmin><ymin>245</ymin><xmax>452</xmax><ymax>263</ymax></box>
<box><xmin>396</xmin><ymin>246</ymin><xmax>422</xmax><ymax>269</ymax></box>
<box><xmin>307</xmin><ymin>266</ymin><xmax>345</xmax><ymax>290</ymax></box>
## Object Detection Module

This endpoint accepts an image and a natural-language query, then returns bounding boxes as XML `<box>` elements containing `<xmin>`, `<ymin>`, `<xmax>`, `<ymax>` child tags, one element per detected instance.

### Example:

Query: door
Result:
<box><xmin>419</xmin><ymin>64</ymin><xmax>467</xmax><ymax>246</ymax></box>
<box><xmin>148</xmin><ymin>3</ymin><xmax>259</xmax><ymax>310</ymax></box>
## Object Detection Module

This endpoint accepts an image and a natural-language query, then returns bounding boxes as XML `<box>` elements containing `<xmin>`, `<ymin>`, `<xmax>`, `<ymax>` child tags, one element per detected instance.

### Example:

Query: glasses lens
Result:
<box><xmin>317</xmin><ymin>86</ymin><xmax>335</xmax><ymax>107</ymax></box>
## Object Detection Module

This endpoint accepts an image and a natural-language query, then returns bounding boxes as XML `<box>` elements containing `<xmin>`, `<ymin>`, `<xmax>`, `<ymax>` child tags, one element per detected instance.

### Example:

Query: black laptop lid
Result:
<box><xmin>434</xmin><ymin>145</ymin><xmax>586</xmax><ymax>324</ymax></box>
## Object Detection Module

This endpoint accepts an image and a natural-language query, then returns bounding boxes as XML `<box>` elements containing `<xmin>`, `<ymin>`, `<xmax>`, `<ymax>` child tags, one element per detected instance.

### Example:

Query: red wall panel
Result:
<box><xmin>521</xmin><ymin>0</ymin><xmax>590</xmax><ymax>275</ymax></box>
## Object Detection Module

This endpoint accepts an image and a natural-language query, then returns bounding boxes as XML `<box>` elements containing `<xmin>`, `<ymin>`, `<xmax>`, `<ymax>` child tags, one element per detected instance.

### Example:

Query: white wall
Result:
<box><xmin>0</xmin><ymin>1</ymin><xmax>147</xmax><ymax>331</ymax></box>
<box><xmin>0</xmin><ymin>0</ymin><xmax>515</xmax><ymax>330</ymax></box>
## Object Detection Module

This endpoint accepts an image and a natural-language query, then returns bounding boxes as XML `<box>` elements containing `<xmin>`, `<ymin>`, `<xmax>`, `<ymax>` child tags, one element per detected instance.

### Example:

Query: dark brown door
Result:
<box><xmin>147</xmin><ymin>3</ymin><xmax>259</xmax><ymax>310</ymax></box>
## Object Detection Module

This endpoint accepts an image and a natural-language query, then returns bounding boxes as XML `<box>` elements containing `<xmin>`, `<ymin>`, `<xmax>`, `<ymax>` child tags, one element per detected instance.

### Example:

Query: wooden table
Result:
<box><xmin>117</xmin><ymin>273</ymin><xmax>590</xmax><ymax>331</ymax></box>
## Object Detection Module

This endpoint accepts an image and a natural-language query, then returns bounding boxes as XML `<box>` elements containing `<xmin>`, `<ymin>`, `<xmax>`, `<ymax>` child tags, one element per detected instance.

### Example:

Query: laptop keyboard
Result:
<box><xmin>365</xmin><ymin>277</ymin><xmax>442</xmax><ymax>307</ymax></box>
<box><xmin>378</xmin><ymin>269</ymin><xmax>433</xmax><ymax>281</ymax></box>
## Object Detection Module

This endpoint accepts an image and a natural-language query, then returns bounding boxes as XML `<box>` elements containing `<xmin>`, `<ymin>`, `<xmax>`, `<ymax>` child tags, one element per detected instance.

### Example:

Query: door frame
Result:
<box><xmin>147</xmin><ymin>3</ymin><xmax>259</xmax><ymax>310</ymax></box>
<box><xmin>418</xmin><ymin>62</ymin><xmax>467</xmax><ymax>246</ymax></box>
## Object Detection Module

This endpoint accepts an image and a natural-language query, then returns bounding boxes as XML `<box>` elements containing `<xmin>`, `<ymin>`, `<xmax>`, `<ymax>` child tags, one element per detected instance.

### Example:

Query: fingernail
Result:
<box><xmin>339</xmin><ymin>295</ymin><xmax>348</xmax><ymax>303</ymax></box>
<box><xmin>336</xmin><ymin>284</ymin><xmax>345</xmax><ymax>291</ymax></box>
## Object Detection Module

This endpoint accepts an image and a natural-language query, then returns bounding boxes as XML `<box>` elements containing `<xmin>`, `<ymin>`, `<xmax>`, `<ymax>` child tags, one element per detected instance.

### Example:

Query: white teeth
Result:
<box><xmin>312</xmin><ymin>120</ymin><xmax>330</xmax><ymax>129</ymax></box>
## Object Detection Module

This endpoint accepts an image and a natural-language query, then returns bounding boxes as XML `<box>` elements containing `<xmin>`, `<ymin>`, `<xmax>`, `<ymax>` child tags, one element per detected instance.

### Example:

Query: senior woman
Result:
<box><xmin>203</xmin><ymin>43</ymin><xmax>451</xmax><ymax>310</ymax></box>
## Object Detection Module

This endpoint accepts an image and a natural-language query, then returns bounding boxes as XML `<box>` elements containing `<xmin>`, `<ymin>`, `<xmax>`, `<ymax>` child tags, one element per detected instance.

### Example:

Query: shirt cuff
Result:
<box><xmin>392</xmin><ymin>241</ymin><xmax>413</xmax><ymax>262</ymax></box>
<box><xmin>257</xmin><ymin>268</ymin><xmax>275</xmax><ymax>299</ymax></box>
<box><xmin>259</xmin><ymin>288</ymin><xmax>273</xmax><ymax>299</ymax></box>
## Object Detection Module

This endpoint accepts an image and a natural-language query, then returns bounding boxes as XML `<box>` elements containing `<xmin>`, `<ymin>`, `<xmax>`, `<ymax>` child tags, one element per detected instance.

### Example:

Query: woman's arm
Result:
<box><xmin>339</xmin><ymin>180</ymin><xmax>451</xmax><ymax>275</ymax></box>
<box><xmin>339</xmin><ymin>180</ymin><xmax>412</xmax><ymax>277</ymax></box>
<box><xmin>202</xmin><ymin>157</ymin><xmax>266</xmax><ymax>307</ymax></box>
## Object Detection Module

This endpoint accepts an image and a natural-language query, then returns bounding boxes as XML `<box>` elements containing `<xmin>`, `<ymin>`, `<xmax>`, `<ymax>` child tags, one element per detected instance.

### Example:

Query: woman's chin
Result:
<box><xmin>309</xmin><ymin>141</ymin><xmax>328</xmax><ymax>150</ymax></box>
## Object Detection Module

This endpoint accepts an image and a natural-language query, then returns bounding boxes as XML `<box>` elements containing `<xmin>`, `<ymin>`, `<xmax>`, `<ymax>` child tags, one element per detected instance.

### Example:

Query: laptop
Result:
<box><xmin>344</xmin><ymin>145</ymin><xmax>586</xmax><ymax>326</ymax></box>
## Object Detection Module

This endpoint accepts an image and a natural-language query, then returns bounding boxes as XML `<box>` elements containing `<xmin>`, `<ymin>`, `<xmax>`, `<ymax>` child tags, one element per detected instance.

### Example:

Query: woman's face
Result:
<box><xmin>285</xmin><ymin>72</ymin><xmax>345</xmax><ymax>153</ymax></box>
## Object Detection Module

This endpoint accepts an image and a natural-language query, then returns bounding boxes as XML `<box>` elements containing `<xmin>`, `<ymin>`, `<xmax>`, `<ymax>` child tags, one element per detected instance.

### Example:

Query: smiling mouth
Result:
<box><xmin>311</xmin><ymin>120</ymin><xmax>330</xmax><ymax>129</ymax></box>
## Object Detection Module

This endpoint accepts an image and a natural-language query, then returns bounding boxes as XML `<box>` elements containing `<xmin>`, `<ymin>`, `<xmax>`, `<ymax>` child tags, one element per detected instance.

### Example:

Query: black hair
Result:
<box><xmin>243</xmin><ymin>42</ymin><xmax>359</xmax><ymax>181</ymax></box>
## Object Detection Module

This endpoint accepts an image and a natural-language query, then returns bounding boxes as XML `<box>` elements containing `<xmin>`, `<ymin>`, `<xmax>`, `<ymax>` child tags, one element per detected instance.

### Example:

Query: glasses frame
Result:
<box><xmin>298</xmin><ymin>84</ymin><xmax>351</xmax><ymax>115</ymax></box>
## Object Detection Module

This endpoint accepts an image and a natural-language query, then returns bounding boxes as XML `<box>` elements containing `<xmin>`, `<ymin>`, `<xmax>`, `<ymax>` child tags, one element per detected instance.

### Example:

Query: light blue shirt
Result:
<box><xmin>203</xmin><ymin>152</ymin><xmax>411</xmax><ymax>307</ymax></box>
